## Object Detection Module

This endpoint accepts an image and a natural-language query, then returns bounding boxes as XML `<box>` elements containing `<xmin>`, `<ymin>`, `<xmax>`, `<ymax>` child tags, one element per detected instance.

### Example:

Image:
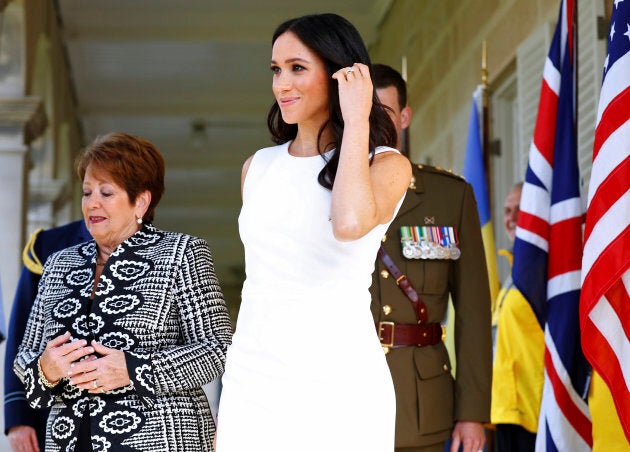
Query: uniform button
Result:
<box><xmin>382</xmin><ymin>305</ymin><xmax>392</xmax><ymax>316</ymax></box>
<box><xmin>443</xmin><ymin>364</ymin><xmax>449</xmax><ymax>372</ymax></box>
<box><xmin>380</xmin><ymin>270</ymin><xmax>389</xmax><ymax>279</ymax></box>
<box><xmin>381</xmin><ymin>234</ymin><xmax>387</xmax><ymax>243</ymax></box>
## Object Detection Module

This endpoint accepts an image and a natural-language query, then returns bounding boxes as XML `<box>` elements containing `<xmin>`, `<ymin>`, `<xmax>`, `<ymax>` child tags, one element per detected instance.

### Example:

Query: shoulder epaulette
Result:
<box><xmin>416</xmin><ymin>164</ymin><xmax>465</xmax><ymax>181</ymax></box>
<box><xmin>498</xmin><ymin>248</ymin><xmax>514</xmax><ymax>267</ymax></box>
<box><xmin>22</xmin><ymin>228</ymin><xmax>44</xmax><ymax>275</ymax></box>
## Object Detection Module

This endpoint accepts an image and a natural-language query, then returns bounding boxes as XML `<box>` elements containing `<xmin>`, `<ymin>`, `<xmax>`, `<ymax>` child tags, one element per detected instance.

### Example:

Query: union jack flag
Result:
<box><xmin>512</xmin><ymin>0</ymin><xmax>592</xmax><ymax>450</ymax></box>
<box><xmin>580</xmin><ymin>0</ymin><xmax>630</xmax><ymax>443</ymax></box>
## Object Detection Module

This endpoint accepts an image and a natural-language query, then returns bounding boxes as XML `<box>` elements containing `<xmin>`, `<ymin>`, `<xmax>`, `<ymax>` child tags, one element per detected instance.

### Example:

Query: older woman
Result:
<box><xmin>14</xmin><ymin>132</ymin><xmax>232</xmax><ymax>451</ymax></box>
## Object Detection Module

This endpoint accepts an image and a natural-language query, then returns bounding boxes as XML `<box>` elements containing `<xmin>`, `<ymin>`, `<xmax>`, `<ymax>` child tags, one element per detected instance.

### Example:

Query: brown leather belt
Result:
<box><xmin>377</xmin><ymin>321</ymin><xmax>443</xmax><ymax>348</ymax></box>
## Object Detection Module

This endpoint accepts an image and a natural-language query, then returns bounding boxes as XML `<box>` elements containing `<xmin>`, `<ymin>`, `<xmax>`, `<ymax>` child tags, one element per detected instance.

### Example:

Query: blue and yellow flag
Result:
<box><xmin>445</xmin><ymin>87</ymin><xmax>500</xmax><ymax>377</ymax></box>
<box><xmin>463</xmin><ymin>86</ymin><xmax>500</xmax><ymax>306</ymax></box>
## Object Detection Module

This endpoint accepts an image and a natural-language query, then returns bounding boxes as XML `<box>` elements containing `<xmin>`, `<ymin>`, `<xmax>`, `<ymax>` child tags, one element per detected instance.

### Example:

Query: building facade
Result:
<box><xmin>0</xmin><ymin>1</ymin><xmax>612</xmax><ymax>449</ymax></box>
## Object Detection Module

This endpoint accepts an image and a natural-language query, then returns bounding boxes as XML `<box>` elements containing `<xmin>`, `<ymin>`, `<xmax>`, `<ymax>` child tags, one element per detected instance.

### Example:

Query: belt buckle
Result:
<box><xmin>378</xmin><ymin>321</ymin><xmax>395</xmax><ymax>354</ymax></box>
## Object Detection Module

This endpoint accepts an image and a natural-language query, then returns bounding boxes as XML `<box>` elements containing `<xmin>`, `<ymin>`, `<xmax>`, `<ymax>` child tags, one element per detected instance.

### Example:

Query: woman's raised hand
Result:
<box><xmin>332</xmin><ymin>63</ymin><xmax>373</xmax><ymax>127</ymax></box>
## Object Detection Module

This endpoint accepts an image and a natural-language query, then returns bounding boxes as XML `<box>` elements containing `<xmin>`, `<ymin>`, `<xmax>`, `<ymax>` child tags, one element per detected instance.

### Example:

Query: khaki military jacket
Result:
<box><xmin>370</xmin><ymin>164</ymin><xmax>492</xmax><ymax>447</ymax></box>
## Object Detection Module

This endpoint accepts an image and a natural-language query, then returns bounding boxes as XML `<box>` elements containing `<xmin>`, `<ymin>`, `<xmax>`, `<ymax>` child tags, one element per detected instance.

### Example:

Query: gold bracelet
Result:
<box><xmin>37</xmin><ymin>357</ymin><xmax>59</xmax><ymax>388</ymax></box>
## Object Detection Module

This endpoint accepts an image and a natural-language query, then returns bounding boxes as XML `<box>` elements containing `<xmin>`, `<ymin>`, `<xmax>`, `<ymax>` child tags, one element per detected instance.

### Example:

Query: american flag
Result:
<box><xmin>580</xmin><ymin>0</ymin><xmax>630</xmax><ymax>443</ymax></box>
<box><xmin>512</xmin><ymin>0</ymin><xmax>592</xmax><ymax>450</ymax></box>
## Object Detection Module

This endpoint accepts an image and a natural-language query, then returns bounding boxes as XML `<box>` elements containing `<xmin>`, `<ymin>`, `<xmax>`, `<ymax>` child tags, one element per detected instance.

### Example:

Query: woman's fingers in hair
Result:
<box><xmin>351</xmin><ymin>63</ymin><xmax>368</xmax><ymax>77</ymax></box>
<box><xmin>333</xmin><ymin>63</ymin><xmax>370</xmax><ymax>83</ymax></box>
<box><xmin>333</xmin><ymin>64</ymin><xmax>356</xmax><ymax>81</ymax></box>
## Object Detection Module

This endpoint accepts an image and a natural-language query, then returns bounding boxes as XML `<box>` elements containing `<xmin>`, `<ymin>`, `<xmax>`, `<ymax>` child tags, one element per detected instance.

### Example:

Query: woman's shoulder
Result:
<box><xmin>251</xmin><ymin>141</ymin><xmax>290</xmax><ymax>161</ymax></box>
<box><xmin>372</xmin><ymin>146</ymin><xmax>410</xmax><ymax>170</ymax></box>
<box><xmin>42</xmin><ymin>240</ymin><xmax>94</xmax><ymax>272</ymax></box>
<box><xmin>151</xmin><ymin>229</ymin><xmax>216</xmax><ymax>270</ymax></box>
<box><xmin>373</xmin><ymin>145</ymin><xmax>400</xmax><ymax>155</ymax></box>
<box><xmin>149</xmin><ymin>226</ymin><xmax>199</xmax><ymax>243</ymax></box>
<box><xmin>242</xmin><ymin>141</ymin><xmax>291</xmax><ymax>189</ymax></box>
<box><xmin>149</xmin><ymin>227</ymin><xmax>210</xmax><ymax>252</ymax></box>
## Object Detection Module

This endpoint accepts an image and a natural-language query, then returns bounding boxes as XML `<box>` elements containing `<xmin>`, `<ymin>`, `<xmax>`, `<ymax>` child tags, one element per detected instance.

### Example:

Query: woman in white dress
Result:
<box><xmin>216</xmin><ymin>13</ymin><xmax>411</xmax><ymax>452</ymax></box>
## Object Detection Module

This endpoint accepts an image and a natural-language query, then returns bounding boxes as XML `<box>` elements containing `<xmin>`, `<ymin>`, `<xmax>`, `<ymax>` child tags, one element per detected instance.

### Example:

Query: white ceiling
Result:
<box><xmin>56</xmin><ymin>0</ymin><xmax>394</xmax><ymax>300</ymax></box>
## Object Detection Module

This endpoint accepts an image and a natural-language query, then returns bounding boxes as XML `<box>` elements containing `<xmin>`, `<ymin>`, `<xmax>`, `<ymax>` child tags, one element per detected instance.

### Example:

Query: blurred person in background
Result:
<box><xmin>491</xmin><ymin>182</ymin><xmax>544</xmax><ymax>452</ymax></box>
<box><xmin>5</xmin><ymin>219</ymin><xmax>90</xmax><ymax>452</ymax></box>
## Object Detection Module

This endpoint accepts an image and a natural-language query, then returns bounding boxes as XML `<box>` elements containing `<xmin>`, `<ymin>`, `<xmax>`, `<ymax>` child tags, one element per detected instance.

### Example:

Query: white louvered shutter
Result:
<box><xmin>516</xmin><ymin>23</ymin><xmax>553</xmax><ymax>180</ymax></box>
<box><xmin>577</xmin><ymin>0</ymin><xmax>607</xmax><ymax>195</ymax></box>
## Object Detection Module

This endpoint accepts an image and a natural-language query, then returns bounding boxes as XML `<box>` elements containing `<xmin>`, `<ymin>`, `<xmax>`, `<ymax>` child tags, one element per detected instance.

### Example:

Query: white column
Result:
<box><xmin>0</xmin><ymin>4</ymin><xmax>48</xmax><ymax>451</ymax></box>
<box><xmin>0</xmin><ymin>140</ymin><xmax>28</xmax><ymax>306</ymax></box>
<box><xmin>0</xmin><ymin>96</ymin><xmax>47</xmax><ymax>320</ymax></box>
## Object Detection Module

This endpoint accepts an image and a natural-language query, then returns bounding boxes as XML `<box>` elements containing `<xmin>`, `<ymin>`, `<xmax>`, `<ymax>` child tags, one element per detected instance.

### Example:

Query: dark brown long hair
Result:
<box><xmin>267</xmin><ymin>13</ymin><xmax>397</xmax><ymax>190</ymax></box>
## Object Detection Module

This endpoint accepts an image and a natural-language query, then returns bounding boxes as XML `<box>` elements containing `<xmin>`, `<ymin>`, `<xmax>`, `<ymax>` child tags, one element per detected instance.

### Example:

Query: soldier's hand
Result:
<box><xmin>450</xmin><ymin>420</ymin><xmax>485</xmax><ymax>452</ymax></box>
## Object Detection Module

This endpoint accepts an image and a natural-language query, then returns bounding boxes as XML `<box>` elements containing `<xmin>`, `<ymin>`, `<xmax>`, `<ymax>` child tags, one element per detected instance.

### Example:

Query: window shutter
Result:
<box><xmin>577</xmin><ymin>0</ymin><xmax>607</xmax><ymax>194</ymax></box>
<box><xmin>515</xmin><ymin>1</ymin><xmax>606</xmax><ymax>197</ymax></box>
<box><xmin>516</xmin><ymin>23</ymin><xmax>553</xmax><ymax>180</ymax></box>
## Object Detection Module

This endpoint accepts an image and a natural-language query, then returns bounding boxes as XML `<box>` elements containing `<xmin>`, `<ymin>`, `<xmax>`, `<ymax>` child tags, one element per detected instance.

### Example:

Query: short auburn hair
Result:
<box><xmin>75</xmin><ymin>132</ymin><xmax>165</xmax><ymax>223</ymax></box>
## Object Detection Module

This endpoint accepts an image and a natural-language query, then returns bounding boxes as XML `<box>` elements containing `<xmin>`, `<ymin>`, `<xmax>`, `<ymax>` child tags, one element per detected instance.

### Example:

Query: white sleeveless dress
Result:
<box><xmin>217</xmin><ymin>142</ymin><xmax>404</xmax><ymax>452</ymax></box>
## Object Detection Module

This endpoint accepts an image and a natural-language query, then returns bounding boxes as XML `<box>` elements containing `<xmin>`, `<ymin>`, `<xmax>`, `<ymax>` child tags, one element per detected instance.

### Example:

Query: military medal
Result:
<box><xmin>439</xmin><ymin>226</ymin><xmax>454</xmax><ymax>260</ymax></box>
<box><xmin>400</xmin><ymin>226</ymin><xmax>416</xmax><ymax>258</ymax></box>
<box><xmin>447</xmin><ymin>226</ymin><xmax>461</xmax><ymax>260</ymax></box>
<box><xmin>400</xmin><ymin>225</ymin><xmax>460</xmax><ymax>260</ymax></box>
<box><xmin>419</xmin><ymin>239</ymin><xmax>431</xmax><ymax>259</ymax></box>
<box><xmin>428</xmin><ymin>245</ymin><xmax>439</xmax><ymax>259</ymax></box>
<box><xmin>427</xmin><ymin>227</ymin><xmax>439</xmax><ymax>259</ymax></box>
<box><xmin>450</xmin><ymin>247</ymin><xmax>461</xmax><ymax>260</ymax></box>
<box><xmin>436</xmin><ymin>227</ymin><xmax>448</xmax><ymax>259</ymax></box>
<box><xmin>402</xmin><ymin>242</ymin><xmax>416</xmax><ymax>259</ymax></box>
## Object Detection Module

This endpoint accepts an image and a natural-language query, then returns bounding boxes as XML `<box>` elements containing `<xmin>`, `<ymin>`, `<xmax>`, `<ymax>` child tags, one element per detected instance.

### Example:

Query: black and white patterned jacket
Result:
<box><xmin>14</xmin><ymin>224</ymin><xmax>233</xmax><ymax>452</ymax></box>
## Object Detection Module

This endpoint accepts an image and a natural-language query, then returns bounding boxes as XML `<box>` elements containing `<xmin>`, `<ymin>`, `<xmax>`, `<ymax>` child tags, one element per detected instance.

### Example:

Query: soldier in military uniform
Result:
<box><xmin>4</xmin><ymin>220</ymin><xmax>90</xmax><ymax>452</ymax></box>
<box><xmin>371</xmin><ymin>64</ymin><xmax>492</xmax><ymax>452</ymax></box>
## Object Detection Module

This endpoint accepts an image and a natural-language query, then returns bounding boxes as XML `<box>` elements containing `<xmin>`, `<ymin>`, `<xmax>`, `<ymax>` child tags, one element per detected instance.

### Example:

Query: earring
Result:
<box><xmin>137</xmin><ymin>217</ymin><xmax>143</xmax><ymax>225</ymax></box>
